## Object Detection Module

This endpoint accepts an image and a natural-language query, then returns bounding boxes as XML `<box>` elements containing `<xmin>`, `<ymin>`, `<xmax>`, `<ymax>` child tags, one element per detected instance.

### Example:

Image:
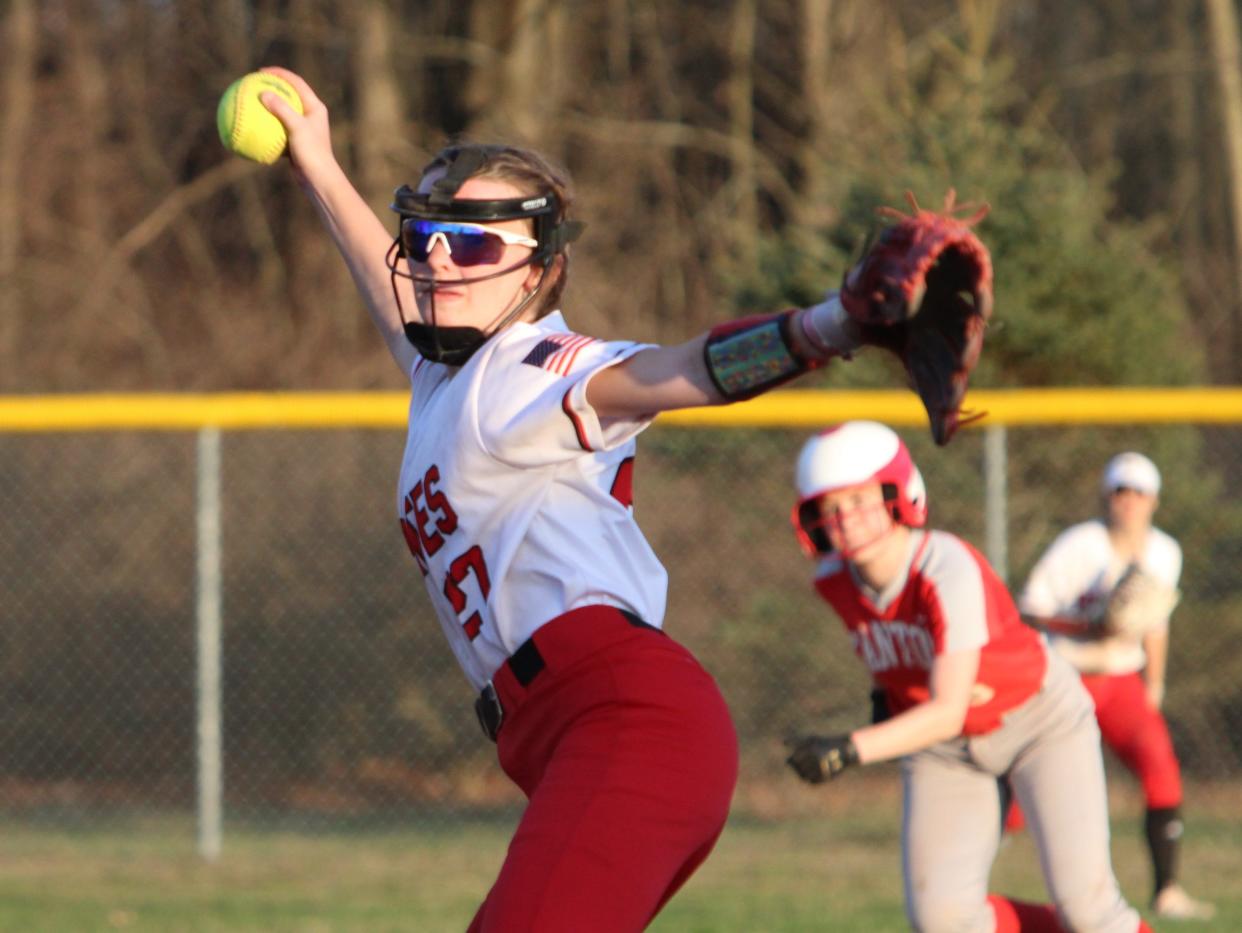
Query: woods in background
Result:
<box><xmin>0</xmin><ymin>0</ymin><xmax>1238</xmax><ymax>393</ymax></box>
<box><xmin>7</xmin><ymin>2</ymin><xmax>1242</xmax><ymax>812</ymax></box>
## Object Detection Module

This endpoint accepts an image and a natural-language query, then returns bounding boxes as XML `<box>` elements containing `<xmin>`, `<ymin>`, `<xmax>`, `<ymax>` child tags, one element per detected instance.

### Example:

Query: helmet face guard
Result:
<box><xmin>791</xmin><ymin>421</ymin><xmax>927</xmax><ymax>557</ymax></box>
<box><xmin>386</xmin><ymin>148</ymin><xmax>584</xmax><ymax>366</ymax></box>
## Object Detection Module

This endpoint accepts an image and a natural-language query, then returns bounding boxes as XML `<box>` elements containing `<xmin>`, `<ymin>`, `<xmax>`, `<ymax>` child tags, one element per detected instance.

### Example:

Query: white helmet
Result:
<box><xmin>791</xmin><ymin>421</ymin><xmax>928</xmax><ymax>555</ymax></box>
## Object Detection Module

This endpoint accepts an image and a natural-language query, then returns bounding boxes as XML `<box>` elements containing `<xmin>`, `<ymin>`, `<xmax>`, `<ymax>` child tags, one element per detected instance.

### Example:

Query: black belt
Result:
<box><xmin>474</xmin><ymin>609</ymin><xmax>654</xmax><ymax>741</ymax></box>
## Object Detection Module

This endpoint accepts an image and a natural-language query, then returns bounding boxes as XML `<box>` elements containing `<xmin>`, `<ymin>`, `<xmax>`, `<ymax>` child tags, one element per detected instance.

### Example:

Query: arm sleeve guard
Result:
<box><xmin>703</xmin><ymin>310</ymin><xmax>817</xmax><ymax>401</ymax></box>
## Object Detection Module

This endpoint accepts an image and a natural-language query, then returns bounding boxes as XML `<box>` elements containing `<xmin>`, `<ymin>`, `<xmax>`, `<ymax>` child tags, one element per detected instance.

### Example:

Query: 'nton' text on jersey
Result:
<box><xmin>851</xmin><ymin>619</ymin><xmax>936</xmax><ymax>672</ymax></box>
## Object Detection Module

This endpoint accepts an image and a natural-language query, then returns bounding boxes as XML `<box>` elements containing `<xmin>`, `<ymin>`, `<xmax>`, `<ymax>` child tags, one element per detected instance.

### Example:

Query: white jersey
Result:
<box><xmin>396</xmin><ymin>311</ymin><xmax>668</xmax><ymax>691</ymax></box>
<box><xmin>1018</xmin><ymin>519</ymin><xmax>1182</xmax><ymax>675</ymax></box>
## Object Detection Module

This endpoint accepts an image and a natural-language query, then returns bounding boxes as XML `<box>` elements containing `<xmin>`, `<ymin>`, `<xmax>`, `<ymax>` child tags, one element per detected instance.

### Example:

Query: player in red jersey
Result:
<box><xmin>785</xmin><ymin>421</ymin><xmax>1149</xmax><ymax>933</ymax></box>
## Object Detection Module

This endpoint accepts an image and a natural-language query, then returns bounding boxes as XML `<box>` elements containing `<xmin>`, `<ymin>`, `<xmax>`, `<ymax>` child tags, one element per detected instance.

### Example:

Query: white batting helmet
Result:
<box><xmin>792</xmin><ymin>421</ymin><xmax>928</xmax><ymax>555</ymax></box>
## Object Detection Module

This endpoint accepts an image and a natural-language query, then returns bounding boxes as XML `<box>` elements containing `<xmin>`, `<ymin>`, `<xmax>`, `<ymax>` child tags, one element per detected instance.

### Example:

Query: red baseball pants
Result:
<box><xmin>467</xmin><ymin>606</ymin><xmax>739</xmax><ymax>933</ymax></box>
<box><xmin>1004</xmin><ymin>669</ymin><xmax>1183</xmax><ymax>835</ymax></box>
<box><xmin>1081</xmin><ymin>671</ymin><xmax>1182</xmax><ymax>809</ymax></box>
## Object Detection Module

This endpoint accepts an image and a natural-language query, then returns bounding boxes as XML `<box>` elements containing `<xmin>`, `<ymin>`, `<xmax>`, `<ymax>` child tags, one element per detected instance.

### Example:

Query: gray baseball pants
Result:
<box><xmin>901</xmin><ymin>651</ymin><xmax>1142</xmax><ymax>933</ymax></box>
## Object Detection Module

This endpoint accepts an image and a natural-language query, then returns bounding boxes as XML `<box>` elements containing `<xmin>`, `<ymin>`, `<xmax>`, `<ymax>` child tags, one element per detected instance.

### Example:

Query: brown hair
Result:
<box><xmin>420</xmin><ymin>142</ymin><xmax>576</xmax><ymax>317</ymax></box>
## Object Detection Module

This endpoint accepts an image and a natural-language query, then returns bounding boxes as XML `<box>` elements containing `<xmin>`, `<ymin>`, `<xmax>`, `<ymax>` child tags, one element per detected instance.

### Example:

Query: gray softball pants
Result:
<box><xmin>901</xmin><ymin>651</ymin><xmax>1142</xmax><ymax>933</ymax></box>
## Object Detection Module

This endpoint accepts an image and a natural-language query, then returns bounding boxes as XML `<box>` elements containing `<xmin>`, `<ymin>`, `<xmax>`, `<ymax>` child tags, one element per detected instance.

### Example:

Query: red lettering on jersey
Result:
<box><xmin>407</xmin><ymin>479</ymin><xmax>444</xmax><ymax>557</ymax></box>
<box><xmin>401</xmin><ymin>465</ymin><xmax>460</xmax><ymax>561</ymax></box>
<box><xmin>610</xmin><ymin>456</ymin><xmax>635</xmax><ymax>507</ymax></box>
<box><xmin>399</xmin><ymin>507</ymin><xmax>429</xmax><ymax>576</ymax></box>
<box><xmin>424</xmin><ymin>465</ymin><xmax>459</xmax><ymax>535</ymax></box>
<box><xmin>399</xmin><ymin>465</ymin><xmax>492</xmax><ymax>640</ymax></box>
<box><xmin>445</xmin><ymin>545</ymin><xmax>492</xmax><ymax>640</ymax></box>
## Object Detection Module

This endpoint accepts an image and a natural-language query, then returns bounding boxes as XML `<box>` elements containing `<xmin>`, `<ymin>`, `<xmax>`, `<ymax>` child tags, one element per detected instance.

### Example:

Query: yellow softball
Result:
<box><xmin>216</xmin><ymin>72</ymin><xmax>303</xmax><ymax>165</ymax></box>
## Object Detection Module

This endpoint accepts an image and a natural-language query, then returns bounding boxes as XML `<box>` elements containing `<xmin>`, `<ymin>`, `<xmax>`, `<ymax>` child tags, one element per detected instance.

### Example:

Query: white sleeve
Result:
<box><xmin>1146</xmin><ymin>531</ymin><xmax>1182</xmax><ymax>589</ymax></box>
<box><xmin>476</xmin><ymin>334</ymin><xmax>656</xmax><ymax>468</ymax></box>
<box><xmin>1017</xmin><ymin>528</ymin><xmax>1082</xmax><ymax>618</ymax></box>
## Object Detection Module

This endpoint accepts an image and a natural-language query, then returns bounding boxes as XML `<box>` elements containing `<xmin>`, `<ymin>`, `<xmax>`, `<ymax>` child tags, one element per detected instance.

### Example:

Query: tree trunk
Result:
<box><xmin>0</xmin><ymin>0</ymin><xmax>37</xmax><ymax>388</ymax></box>
<box><xmin>727</xmin><ymin>0</ymin><xmax>758</xmax><ymax>269</ymax></box>
<box><xmin>122</xmin><ymin>0</ymin><xmax>220</xmax><ymax>288</ymax></box>
<box><xmin>1204</xmin><ymin>0</ymin><xmax>1242</xmax><ymax>373</ymax></box>
<box><xmin>798</xmin><ymin>0</ymin><xmax>834</xmax><ymax>233</ymax></box>
<box><xmin>1167</xmin><ymin>0</ymin><xmax>1222</xmax><ymax>374</ymax></box>
<box><xmin>66</xmin><ymin>0</ymin><xmax>111</xmax><ymax>252</ymax></box>
<box><xmin>606</xmin><ymin>0</ymin><xmax>632</xmax><ymax>85</ymax></box>
<box><xmin>67</xmin><ymin>0</ymin><xmax>172</xmax><ymax>378</ymax></box>
<box><xmin>1168</xmin><ymin>0</ymin><xmax>1203</xmax><ymax>252</ymax></box>
<box><xmin>467</xmin><ymin>0</ymin><xmax>563</xmax><ymax>143</ymax></box>
<box><xmin>352</xmin><ymin>0</ymin><xmax>406</xmax><ymax>203</ymax></box>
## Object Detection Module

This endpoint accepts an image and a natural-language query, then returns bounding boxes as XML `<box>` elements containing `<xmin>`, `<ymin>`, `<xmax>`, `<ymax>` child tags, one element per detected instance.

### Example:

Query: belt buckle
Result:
<box><xmin>475</xmin><ymin>681</ymin><xmax>503</xmax><ymax>742</ymax></box>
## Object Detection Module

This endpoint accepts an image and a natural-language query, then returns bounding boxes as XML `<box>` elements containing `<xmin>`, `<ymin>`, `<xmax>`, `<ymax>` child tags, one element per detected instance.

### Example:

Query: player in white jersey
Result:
<box><xmin>785</xmin><ymin>422</ymin><xmax>1149</xmax><ymax>933</ymax></box>
<box><xmin>260</xmin><ymin>67</ymin><xmax>882</xmax><ymax>932</ymax></box>
<box><xmin>1018</xmin><ymin>452</ymin><xmax>1214</xmax><ymax>921</ymax></box>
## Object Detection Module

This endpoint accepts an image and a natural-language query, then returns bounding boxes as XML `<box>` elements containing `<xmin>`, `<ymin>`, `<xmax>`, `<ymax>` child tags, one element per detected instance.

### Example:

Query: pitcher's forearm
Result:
<box><xmin>303</xmin><ymin>161</ymin><xmax>417</xmax><ymax>361</ymax></box>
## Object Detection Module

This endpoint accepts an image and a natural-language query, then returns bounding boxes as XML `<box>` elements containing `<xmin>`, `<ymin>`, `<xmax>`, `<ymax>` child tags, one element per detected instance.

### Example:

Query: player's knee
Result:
<box><xmin>1137</xmin><ymin>756</ymin><xmax>1182</xmax><ymax>807</ymax></box>
<box><xmin>1142</xmin><ymin>777</ymin><xmax>1182</xmax><ymax>810</ymax></box>
<box><xmin>906</xmin><ymin>893</ymin><xmax>990</xmax><ymax>933</ymax></box>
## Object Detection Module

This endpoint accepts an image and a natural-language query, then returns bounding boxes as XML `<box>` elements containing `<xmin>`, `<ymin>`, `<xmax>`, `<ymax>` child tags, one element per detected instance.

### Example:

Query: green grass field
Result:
<box><xmin>1</xmin><ymin>780</ymin><xmax>1238</xmax><ymax>932</ymax></box>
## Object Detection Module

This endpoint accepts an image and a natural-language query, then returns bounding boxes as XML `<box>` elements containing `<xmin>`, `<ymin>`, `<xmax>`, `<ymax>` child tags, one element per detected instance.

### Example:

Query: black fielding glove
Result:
<box><xmin>785</xmin><ymin>734</ymin><xmax>860</xmax><ymax>784</ymax></box>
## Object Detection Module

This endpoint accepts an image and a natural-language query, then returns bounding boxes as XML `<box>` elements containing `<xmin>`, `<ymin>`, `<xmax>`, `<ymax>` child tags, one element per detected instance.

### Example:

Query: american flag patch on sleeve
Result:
<box><xmin>521</xmin><ymin>334</ymin><xmax>596</xmax><ymax>375</ymax></box>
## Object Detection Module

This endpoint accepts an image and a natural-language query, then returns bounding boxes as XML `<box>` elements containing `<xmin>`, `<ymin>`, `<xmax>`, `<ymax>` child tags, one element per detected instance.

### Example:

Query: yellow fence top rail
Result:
<box><xmin>2</xmin><ymin>388</ymin><xmax>1242</xmax><ymax>432</ymax></box>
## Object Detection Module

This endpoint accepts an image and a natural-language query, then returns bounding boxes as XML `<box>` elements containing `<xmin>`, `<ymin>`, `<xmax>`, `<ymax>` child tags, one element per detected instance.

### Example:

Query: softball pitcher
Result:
<box><xmin>256</xmin><ymin>64</ymin><xmax>923</xmax><ymax>932</ymax></box>
<box><xmin>785</xmin><ymin>422</ymin><xmax>1150</xmax><ymax>933</ymax></box>
<box><xmin>1018</xmin><ymin>452</ymin><xmax>1214</xmax><ymax>921</ymax></box>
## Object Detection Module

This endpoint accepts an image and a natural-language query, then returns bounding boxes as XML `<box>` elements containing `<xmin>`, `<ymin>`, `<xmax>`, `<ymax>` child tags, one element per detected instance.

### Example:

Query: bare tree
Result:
<box><xmin>0</xmin><ymin>0</ymin><xmax>37</xmax><ymax>388</ymax></box>
<box><xmin>65</xmin><ymin>0</ymin><xmax>110</xmax><ymax>251</ymax></box>
<box><xmin>726</xmin><ymin>0</ymin><xmax>759</xmax><ymax>269</ymax></box>
<box><xmin>0</xmin><ymin>0</ymin><xmax>1223</xmax><ymax>390</ymax></box>
<box><xmin>1205</xmin><ymin>0</ymin><xmax>1242</xmax><ymax>364</ymax></box>
<box><xmin>351</xmin><ymin>0</ymin><xmax>407</xmax><ymax>203</ymax></box>
<box><xmin>798</xmin><ymin>0</ymin><xmax>834</xmax><ymax>234</ymax></box>
<box><xmin>120</xmin><ymin>0</ymin><xmax>220</xmax><ymax>289</ymax></box>
<box><xmin>466</xmin><ymin>0</ymin><xmax>566</xmax><ymax>144</ymax></box>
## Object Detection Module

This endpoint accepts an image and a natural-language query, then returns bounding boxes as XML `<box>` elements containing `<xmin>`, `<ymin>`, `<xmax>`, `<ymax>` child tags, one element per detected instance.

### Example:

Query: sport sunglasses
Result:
<box><xmin>401</xmin><ymin>219</ymin><xmax>538</xmax><ymax>267</ymax></box>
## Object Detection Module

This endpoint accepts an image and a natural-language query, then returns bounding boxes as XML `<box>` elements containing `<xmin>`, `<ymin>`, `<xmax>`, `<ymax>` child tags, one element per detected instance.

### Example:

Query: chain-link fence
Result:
<box><xmin>3</xmin><ymin>401</ymin><xmax>1242</xmax><ymax>859</ymax></box>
